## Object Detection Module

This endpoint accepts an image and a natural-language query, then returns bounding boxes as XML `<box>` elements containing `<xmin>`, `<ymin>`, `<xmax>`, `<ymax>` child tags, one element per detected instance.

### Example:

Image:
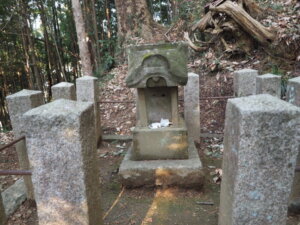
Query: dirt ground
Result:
<box><xmin>3</xmin><ymin>138</ymin><xmax>300</xmax><ymax>225</ymax></box>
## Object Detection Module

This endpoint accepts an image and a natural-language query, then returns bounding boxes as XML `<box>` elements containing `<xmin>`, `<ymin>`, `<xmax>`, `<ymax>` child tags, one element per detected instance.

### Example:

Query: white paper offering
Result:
<box><xmin>149</xmin><ymin>118</ymin><xmax>170</xmax><ymax>129</ymax></box>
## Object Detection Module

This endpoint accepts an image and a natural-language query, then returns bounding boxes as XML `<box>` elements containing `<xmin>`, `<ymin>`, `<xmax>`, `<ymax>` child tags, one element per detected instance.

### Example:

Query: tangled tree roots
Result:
<box><xmin>186</xmin><ymin>0</ymin><xmax>299</xmax><ymax>61</ymax></box>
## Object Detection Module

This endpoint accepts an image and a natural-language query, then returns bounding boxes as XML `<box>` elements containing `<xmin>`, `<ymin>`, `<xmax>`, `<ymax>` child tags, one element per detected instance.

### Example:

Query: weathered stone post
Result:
<box><xmin>184</xmin><ymin>72</ymin><xmax>200</xmax><ymax>142</ymax></box>
<box><xmin>22</xmin><ymin>99</ymin><xmax>103</xmax><ymax>225</ymax></box>
<box><xmin>76</xmin><ymin>76</ymin><xmax>101</xmax><ymax>144</ymax></box>
<box><xmin>0</xmin><ymin>194</ymin><xmax>6</xmax><ymax>225</ymax></box>
<box><xmin>233</xmin><ymin>69</ymin><xmax>258</xmax><ymax>97</ymax></box>
<box><xmin>6</xmin><ymin>89</ymin><xmax>44</xmax><ymax>200</ymax></box>
<box><xmin>51</xmin><ymin>82</ymin><xmax>76</xmax><ymax>100</ymax></box>
<box><xmin>256</xmin><ymin>73</ymin><xmax>281</xmax><ymax>97</ymax></box>
<box><xmin>287</xmin><ymin>76</ymin><xmax>300</xmax><ymax>106</ymax></box>
<box><xmin>219</xmin><ymin>94</ymin><xmax>300</xmax><ymax>225</ymax></box>
<box><xmin>287</xmin><ymin>76</ymin><xmax>300</xmax><ymax>213</ymax></box>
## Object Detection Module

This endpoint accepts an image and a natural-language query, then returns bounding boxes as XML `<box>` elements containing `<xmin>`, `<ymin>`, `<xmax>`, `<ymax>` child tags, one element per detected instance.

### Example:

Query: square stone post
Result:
<box><xmin>184</xmin><ymin>72</ymin><xmax>200</xmax><ymax>142</ymax></box>
<box><xmin>219</xmin><ymin>94</ymin><xmax>300</xmax><ymax>225</ymax></box>
<box><xmin>51</xmin><ymin>82</ymin><xmax>76</xmax><ymax>100</ymax></box>
<box><xmin>6</xmin><ymin>89</ymin><xmax>44</xmax><ymax>200</ymax></box>
<box><xmin>256</xmin><ymin>74</ymin><xmax>281</xmax><ymax>97</ymax></box>
<box><xmin>233</xmin><ymin>69</ymin><xmax>258</xmax><ymax>97</ymax></box>
<box><xmin>76</xmin><ymin>76</ymin><xmax>101</xmax><ymax>144</ymax></box>
<box><xmin>0</xmin><ymin>194</ymin><xmax>6</xmax><ymax>225</ymax></box>
<box><xmin>21</xmin><ymin>99</ymin><xmax>103</xmax><ymax>225</ymax></box>
<box><xmin>286</xmin><ymin>76</ymin><xmax>300</xmax><ymax>213</ymax></box>
<box><xmin>287</xmin><ymin>76</ymin><xmax>300</xmax><ymax>106</ymax></box>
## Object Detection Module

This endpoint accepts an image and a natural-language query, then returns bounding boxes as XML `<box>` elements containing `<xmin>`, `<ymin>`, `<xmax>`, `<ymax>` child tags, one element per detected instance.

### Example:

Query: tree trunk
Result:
<box><xmin>114</xmin><ymin>0</ymin><xmax>164</xmax><ymax>43</ymax></box>
<box><xmin>71</xmin><ymin>0</ymin><xmax>93</xmax><ymax>76</ymax></box>
<box><xmin>19</xmin><ymin>0</ymin><xmax>41</xmax><ymax>90</ymax></box>
<box><xmin>37</xmin><ymin>0</ymin><xmax>53</xmax><ymax>100</ymax></box>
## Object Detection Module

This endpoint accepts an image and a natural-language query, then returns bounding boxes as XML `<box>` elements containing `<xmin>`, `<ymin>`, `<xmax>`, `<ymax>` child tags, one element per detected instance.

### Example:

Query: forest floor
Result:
<box><xmin>1</xmin><ymin>58</ymin><xmax>300</xmax><ymax>224</ymax></box>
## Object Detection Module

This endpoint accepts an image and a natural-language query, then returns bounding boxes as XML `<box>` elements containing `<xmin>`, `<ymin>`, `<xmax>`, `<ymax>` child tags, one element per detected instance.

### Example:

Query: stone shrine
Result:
<box><xmin>119</xmin><ymin>43</ymin><xmax>203</xmax><ymax>187</ymax></box>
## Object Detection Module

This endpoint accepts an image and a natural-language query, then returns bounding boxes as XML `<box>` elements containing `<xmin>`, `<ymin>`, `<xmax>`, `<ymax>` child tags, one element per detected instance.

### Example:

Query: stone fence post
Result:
<box><xmin>287</xmin><ymin>76</ymin><xmax>300</xmax><ymax>213</ymax></box>
<box><xmin>0</xmin><ymin>194</ymin><xmax>5</xmax><ymax>225</ymax></box>
<box><xmin>6</xmin><ymin>89</ymin><xmax>45</xmax><ymax>200</ymax></box>
<box><xmin>233</xmin><ymin>69</ymin><xmax>258</xmax><ymax>97</ymax></box>
<box><xmin>256</xmin><ymin>73</ymin><xmax>281</xmax><ymax>98</ymax></box>
<box><xmin>21</xmin><ymin>99</ymin><xmax>103</xmax><ymax>225</ymax></box>
<box><xmin>51</xmin><ymin>82</ymin><xmax>76</xmax><ymax>100</ymax></box>
<box><xmin>219</xmin><ymin>94</ymin><xmax>300</xmax><ymax>225</ymax></box>
<box><xmin>184</xmin><ymin>72</ymin><xmax>200</xmax><ymax>142</ymax></box>
<box><xmin>76</xmin><ymin>76</ymin><xmax>102</xmax><ymax>144</ymax></box>
<box><xmin>287</xmin><ymin>77</ymin><xmax>300</xmax><ymax>106</ymax></box>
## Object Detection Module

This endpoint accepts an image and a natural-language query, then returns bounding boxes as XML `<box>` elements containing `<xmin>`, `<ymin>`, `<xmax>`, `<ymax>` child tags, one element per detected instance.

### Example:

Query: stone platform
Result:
<box><xmin>119</xmin><ymin>140</ymin><xmax>204</xmax><ymax>188</ymax></box>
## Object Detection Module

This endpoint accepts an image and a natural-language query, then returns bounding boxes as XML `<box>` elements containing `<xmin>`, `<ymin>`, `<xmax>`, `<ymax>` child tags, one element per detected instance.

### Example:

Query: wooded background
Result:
<box><xmin>0</xmin><ymin>0</ymin><xmax>203</xmax><ymax>130</ymax></box>
<box><xmin>0</xmin><ymin>0</ymin><xmax>299</xmax><ymax>130</ymax></box>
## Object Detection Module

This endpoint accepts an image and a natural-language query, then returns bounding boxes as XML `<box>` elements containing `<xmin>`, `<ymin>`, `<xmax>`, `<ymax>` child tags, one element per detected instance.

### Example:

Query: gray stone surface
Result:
<box><xmin>6</xmin><ymin>89</ymin><xmax>44</xmax><ymax>200</ymax></box>
<box><xmin>126</xmin><ymin>42</ymin><xmax>188</xmax><ymax>88</ymax></box>
<box><xmin>2</xmin><ymin>179</ymin><xmax>26</xmax><ymax>216</ymax></box>
<box><xmin>184</xmin><ymin>72</ymin><xmax>200</xmax><ymax>142</ymax></box>
<box><xmin>233</xmin><ymin>69</ymin><xmax>258</xmax><ymax>97</ymax></box>
<box><xmin>256</xmin><ymin>73</ymin><xmax>281</xmax><ymax>97</ymax></box>
<box><xmin>76</xmin><ymin>76</ymin><xmax>102</xmax><ymax>144</ymax></box>
<box><xmin>21</xmin><ymin>99</ymin><xmax>103</xmax><ymax>225</ymax></box>
<box><xmin>51</xmin><ymin>82</ymin><xmax>76</xmax><ymax>100</ymax></box>
<box><xmin>287</xmin><ymin>76</ymin><xmax>300</xmax><ymax>213</ymax></box>
<box><xmin>0</xmin><ymin>193</ymin><xmax>6</xmax><ymax>225</ymax></box>
<box><xmin>119</xmin><ymin>139</ymin><xmax>204</xmax><ymax>188</ymax></box>
<box><xmin>132</xmin><ymin>119</ymin><xmax>188</xmax><ymax>160</ymax></box>
<box><xmin>287</xmin><ymin>76</ymin><xmax>300</xmax><ymax>106</ymax></box>
<box><xmin>219</xmin><ymin>94</ymin><xmax>300</xmax><ymax>225</ymax></box>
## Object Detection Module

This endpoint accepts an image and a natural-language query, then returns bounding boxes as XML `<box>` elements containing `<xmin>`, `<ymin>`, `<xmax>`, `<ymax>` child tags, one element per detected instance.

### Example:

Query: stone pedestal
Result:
<box><xmin>119</xmin><ymin>139</ymin><xmax>204</xmax><ymax>188</ymax></box>
<box><xmin>256</xmin><ymin>74</ymin><xmax>281</xmax><ymax>97</ymax></box>
<box><xmin>219</xmin><ymin>94</ymin><xmax>300</xmax><ymax>225</ymax></box>
<box><xmin>21</xmin><ymin>99</ymin><xmax>103</xmax><ymax>225</ymax></box>
<box><xmin>184</xmin><ymin>72</ymin><xmax>200</xmax><ymax>142</ymax></box>
<box><xmin>6</xmin><ymin>89</ymin><xmax>45</xmax><ymax>200</ymax></box>
<box><xmin>233</xmin><ymin>69</ymin><xmax>258</xmax><ymax>97</ymax></box>
<box><xmin>76</xmin><ymin>76</ymin><xmax>102</xmax><ymax>144</ymax></box>
<box><xmin>287</xmin><ymin>76</ymin><xmax>300</xmax><ymax>214</ymax></box>
<box><xmin>132</xmin><ymin>119</ymin><xmax>188</xmax><ymax>160</ymax></box>
<box><xmin>51</xmin><ymin>82</ymin><xmax>76</xmax><ymax>100</ymax></box>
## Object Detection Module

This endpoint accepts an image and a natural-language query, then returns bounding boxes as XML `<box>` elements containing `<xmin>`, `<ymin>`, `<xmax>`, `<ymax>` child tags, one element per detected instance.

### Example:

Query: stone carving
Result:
<box><xmin>126</xmin><ymin>43</ymin><xmax>188</xmax><ymax>88</ymax></box>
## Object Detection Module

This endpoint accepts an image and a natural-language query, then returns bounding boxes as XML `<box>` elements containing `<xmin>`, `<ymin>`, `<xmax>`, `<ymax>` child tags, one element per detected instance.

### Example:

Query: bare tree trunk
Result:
<box><xmin>19</xmin><ymin>0</ymin><xmax>43</xmax><ymax>91</ymax></box>
<box><xmin>20</xmin><ymin>28</ymin><xmax>34</xmax><ymax>89</ymax></box>
<box><xmin>114</xmin><ymin>0</ymin><xmax>165</xmax><ymax>43</ymax></box>
<box><xmin>37</xmin><ymin>0</ymin><xmax>53</xmax><ymax>100</ymax></box>
<box><xmin>71</xmin><ymin>0</ymin><xmax>93</xmax><ymax>76</ymax></box>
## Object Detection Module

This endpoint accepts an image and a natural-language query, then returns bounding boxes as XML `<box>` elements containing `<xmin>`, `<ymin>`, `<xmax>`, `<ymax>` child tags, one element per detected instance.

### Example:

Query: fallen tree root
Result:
<box><xmin>211</xmin><ymin>1</ymin><xmax>275</xmax><ymax>45</ymax></box>
<box><xmin>183</xmin><ymin>32</ymin><xmax>208</xmax><ymax>51</ymax></box>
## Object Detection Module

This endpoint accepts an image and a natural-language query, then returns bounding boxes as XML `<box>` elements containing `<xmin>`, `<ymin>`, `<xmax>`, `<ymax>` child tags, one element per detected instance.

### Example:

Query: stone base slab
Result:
<box><xmin>2</xmin><ymin>179</ymin><xmax>27</xmax><ymax>216</ymax></box>
<box><xmin>119</xmin><ymin>141</ymin><xmax>204</xmax><ymax>188</ymax></box>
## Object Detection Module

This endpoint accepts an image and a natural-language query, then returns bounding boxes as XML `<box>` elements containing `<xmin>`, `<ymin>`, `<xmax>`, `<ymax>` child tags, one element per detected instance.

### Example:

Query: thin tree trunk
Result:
<box><xmin>37</xmin><ymin>0</ymin><xmax>53</xmax><ymax>99</ymax></box>
<box><xmin>20</xmin><ymin>0</ymin><xmax>43</xmax><ymax>91</ymax></box>
<box><xmin>71</xmin><ymin>0</ymin><xmax>93</xmax><ymax>76</ymax></box>
<box><xmin>91</xmin><ymin>0</ymin><xmax>101</xmax><ymax>68</ymax></box>
<box><xmin>20</xmin><ymin>29</ymin><xmax>34</xmax><ymax>89</ymax></box>
<box><xmin>51</xmin><ymin>3</ymin><xmax>67</xmax><ymax>81</ymax></box>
